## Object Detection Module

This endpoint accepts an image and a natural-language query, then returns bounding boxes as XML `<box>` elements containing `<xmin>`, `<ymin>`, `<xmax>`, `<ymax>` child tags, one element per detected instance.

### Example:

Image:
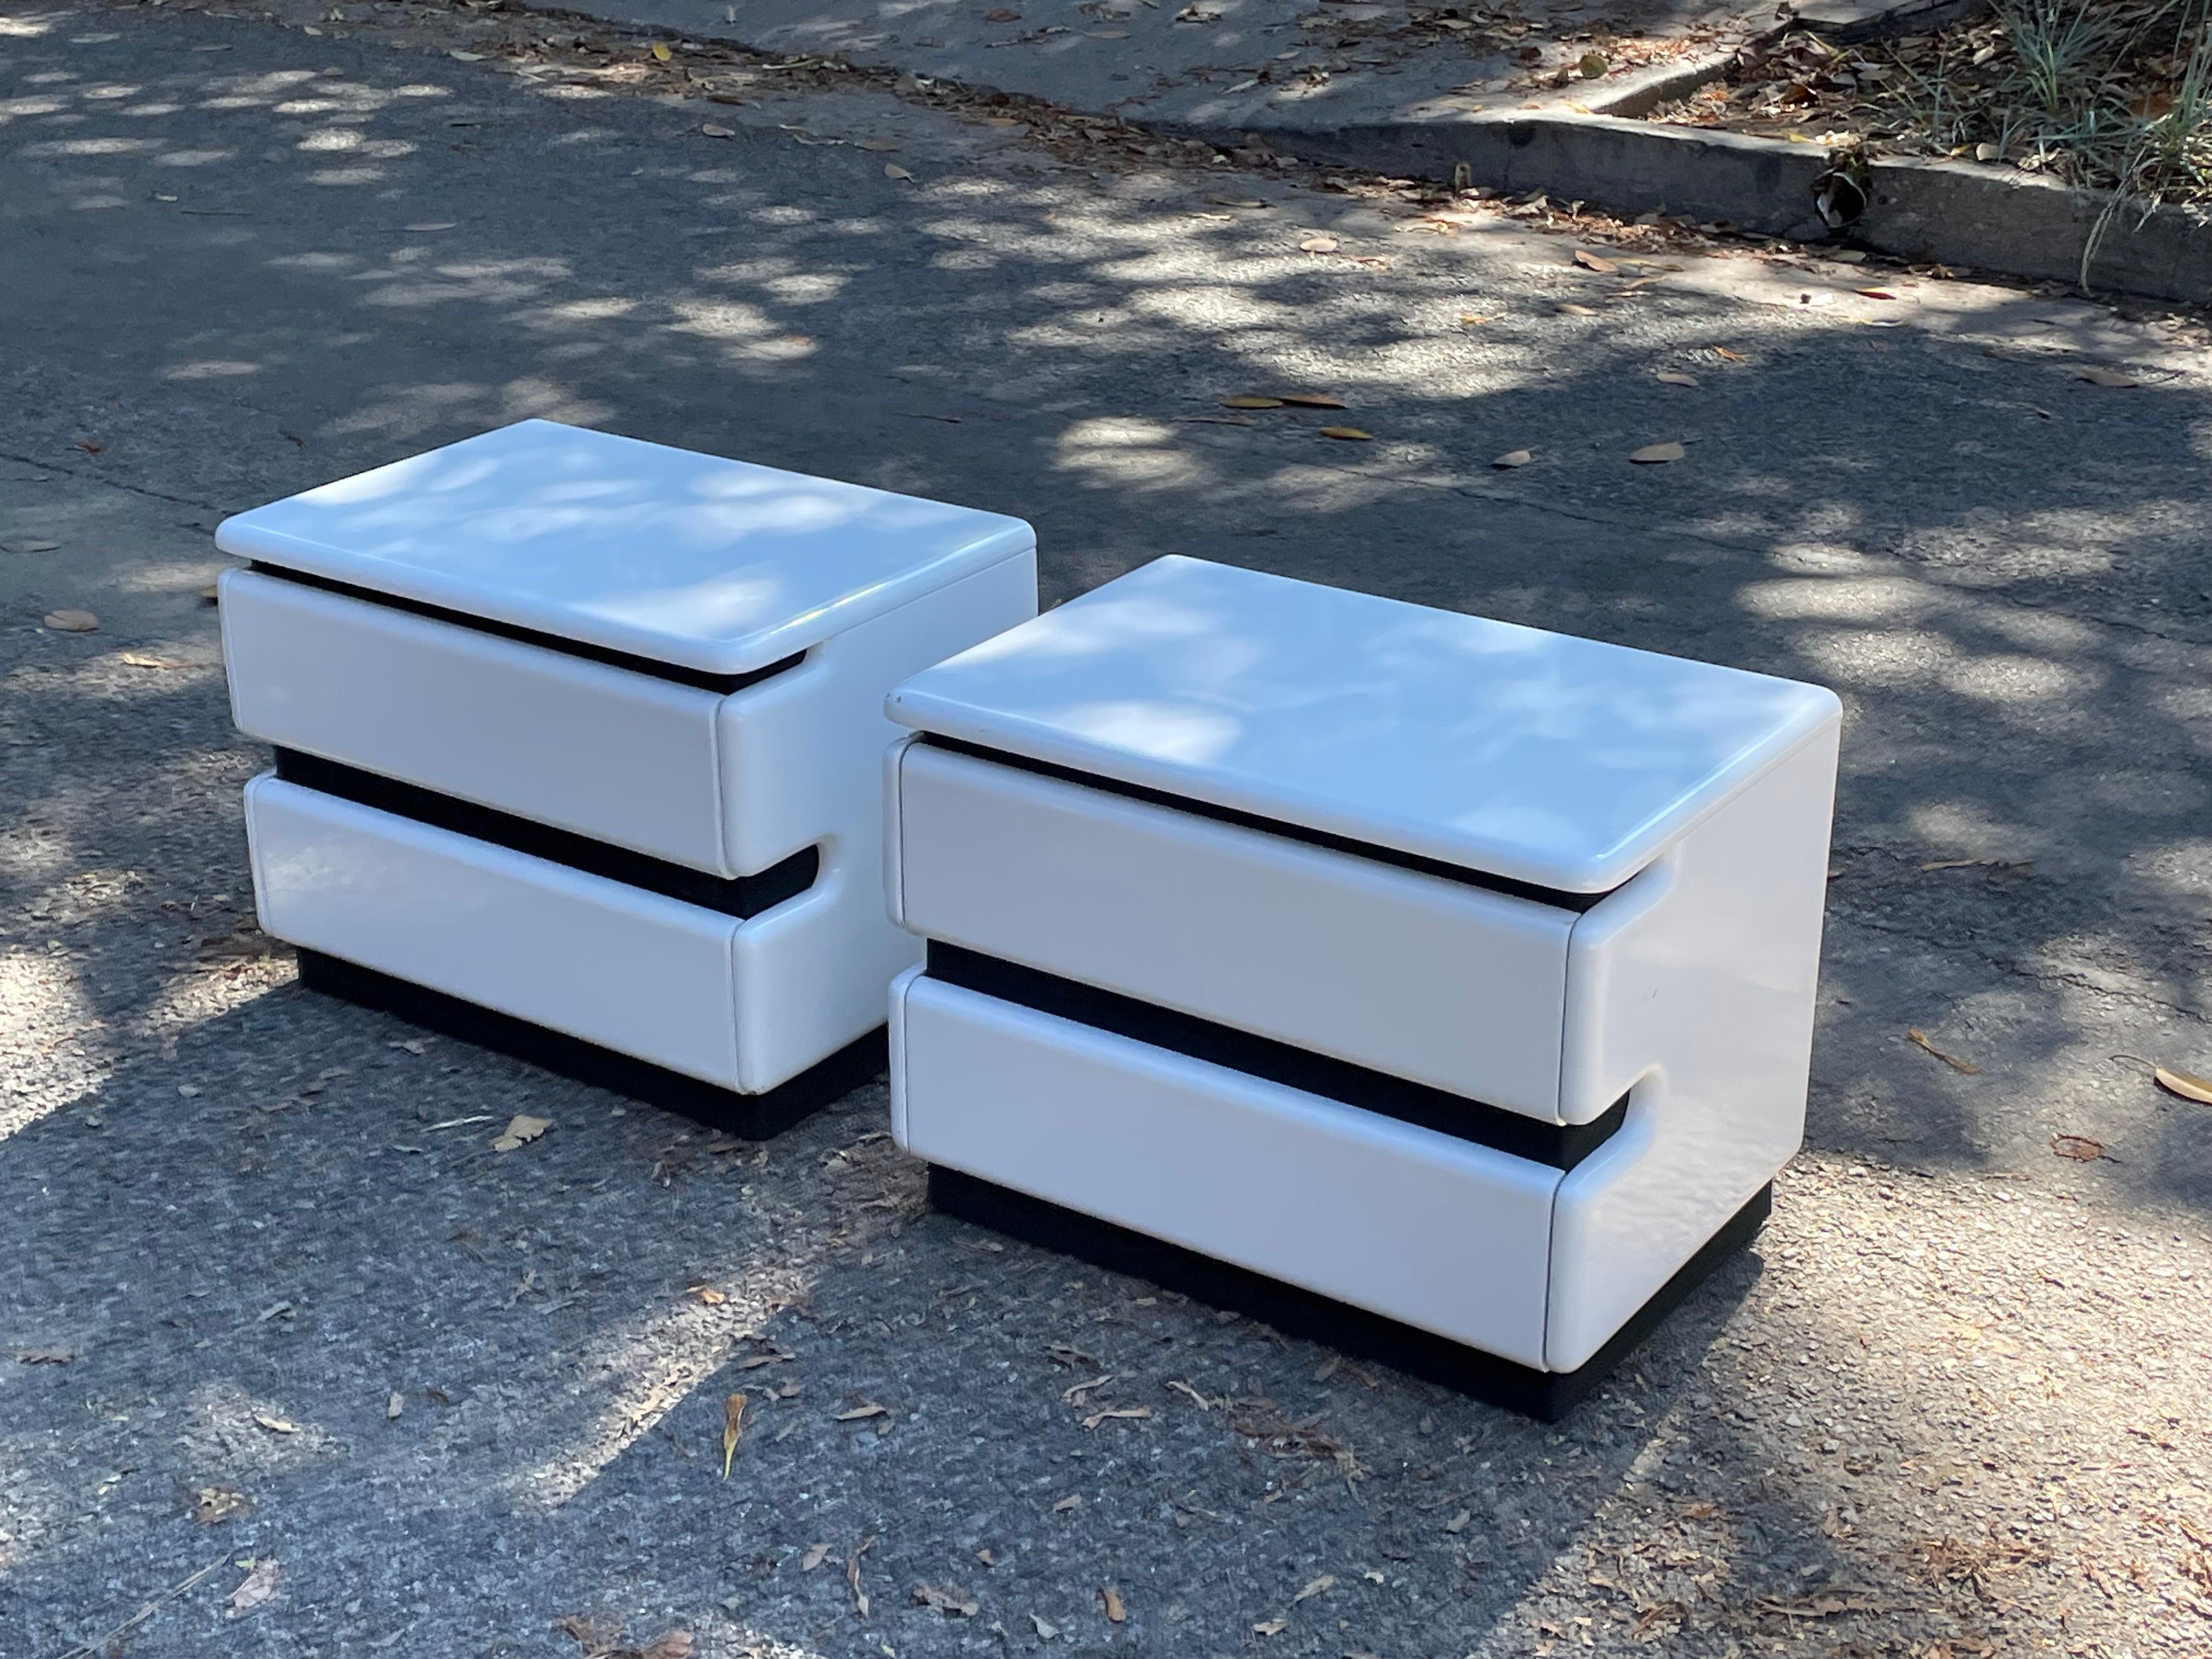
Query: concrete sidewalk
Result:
<box><xmin>546</xmin><ymin>0</ymin><xmax>1763</xmax><ymax>140</ymax></box>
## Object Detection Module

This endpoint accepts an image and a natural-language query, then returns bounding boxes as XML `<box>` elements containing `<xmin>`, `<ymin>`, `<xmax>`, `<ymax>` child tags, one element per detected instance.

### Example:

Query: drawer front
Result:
<box><xmin>246</xmin><ymin>776</ymin><xmax>742</xmax><ymax>1087</ymax></box>
<box><xmin>892</xmin><ymin>973</ymin><xmax>1559</xmax><ymax>1366</ymax></box>
<box><xmin>893</xmin><ymin>744</ymin><xmax>1574</xmax><ymax>1120</ymax></box>
<box><xmin>222</xmin><ymin>569</ymin><xmax>731</xmax><ymax>874</ymax></box>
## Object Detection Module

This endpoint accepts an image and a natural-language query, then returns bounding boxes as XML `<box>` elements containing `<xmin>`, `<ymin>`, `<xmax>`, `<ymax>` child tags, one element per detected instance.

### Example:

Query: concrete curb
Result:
<box><xmin>1173</xmin><ymin>106</ymin><xmax>2212</xmax><ymax>306</ymax></box>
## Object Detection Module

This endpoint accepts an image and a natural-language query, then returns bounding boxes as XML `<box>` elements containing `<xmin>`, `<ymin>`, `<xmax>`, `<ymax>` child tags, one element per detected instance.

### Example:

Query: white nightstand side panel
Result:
<box><xmin>891</xmin><ymin>973</ymin><xmax>1560</xmax><ymax>1367</ymax></box>
<box><xmin>730</xmin><ymin>851</ymin><xmax>923</xmax><ymax>1094</ymax></box>
<box><xmin>245</xmin><ymin>775</ymin><xmax>744</xmax><ymax>1088</ymax></box>
<box><xmin>221</xmin><ymin>568</ymin><xmax>731</xmax><ymax>873</ymax></box>
<box><xmin>887</xmin><ymin>965</ymin><xmax>922</xmax><ymax>1145</ymax></box>
<box><xmin>1544</xmin><ymin>721</ymin><xmax>1841</xmax><ymax>1370</ymax></box>
<box><xmin>717</xmin><ymin>549</ymin><xmax>1037</xmax><ymax>876</ymax></box>
<box><xmin>883</xmin><ymin>735</ymin><xmax>919</xmax><ymax>930</ymax></box>
<box><xmin>892</xmin><ymin>744</ymin><xmax>1575</xmax><ymax>1119</ymax></box>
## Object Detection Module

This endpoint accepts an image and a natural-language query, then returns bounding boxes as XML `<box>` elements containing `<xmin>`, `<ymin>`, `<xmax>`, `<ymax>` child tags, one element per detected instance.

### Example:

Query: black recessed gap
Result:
<box><xmin>923</xmin><ymin>942</ymin><xmax>1627</xmax><ymax>1171</ymax></box>
<box><xmin>273</xmin><ymin>749</ymin><xmax>816</xmax><ymax>919</ymax></box>
<box><xmin>914</xmin><ymin>735</ymin><xmax>1612</xmax><ymax>913</ymax></box>
<box><xmin>297</xmin><ymin>950</ymin><xmax>882</xmax><ymax>1140</ymax></box>
<box><xmin>927</xmin><ymin>1165</ymin><xmax>1769</xmax><ymax>1422</ymax></box>
<box><xmin>247</xmin><ymin>562</ymin><xmax>804</xmax><ymax>695</ymax></box>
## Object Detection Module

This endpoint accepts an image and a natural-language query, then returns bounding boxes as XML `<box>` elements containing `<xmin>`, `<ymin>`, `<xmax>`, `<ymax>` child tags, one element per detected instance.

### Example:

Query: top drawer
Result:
<box><xmin>890</xmin><ymin>742</ymin><xmax>1576</xmax><ymax>1121</ymax></box>
<box><xmin>221</xmin><ymin>569</ymin><xmax>732</xmax><ymax>874</ymax></box>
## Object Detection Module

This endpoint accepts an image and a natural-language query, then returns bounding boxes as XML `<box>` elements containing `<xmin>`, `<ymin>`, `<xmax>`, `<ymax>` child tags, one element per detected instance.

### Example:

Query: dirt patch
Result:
<box><xmin>1649</xmin><ymin>1</ymin><xmax>2212</xmax><ymax>206</ymax></box>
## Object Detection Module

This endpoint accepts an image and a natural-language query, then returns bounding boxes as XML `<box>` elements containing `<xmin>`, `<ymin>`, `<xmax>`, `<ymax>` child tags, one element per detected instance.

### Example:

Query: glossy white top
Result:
<box><xmin>215</xmin><ymin>420</ymin><xmax>1034</xmax><ymax>675</ymax></box>
<box><xmin>887</xmin><ymin>556</ymin><xmax>1840</xmax><ymax>893</ymax></box>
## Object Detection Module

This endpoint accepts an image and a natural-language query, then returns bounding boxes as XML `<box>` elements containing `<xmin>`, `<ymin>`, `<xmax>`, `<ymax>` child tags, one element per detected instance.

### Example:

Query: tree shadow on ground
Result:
<box><xmin>0</xmin><ymin>11</ymin><xmax>2207</xmax><ymax>1654</ymax></box>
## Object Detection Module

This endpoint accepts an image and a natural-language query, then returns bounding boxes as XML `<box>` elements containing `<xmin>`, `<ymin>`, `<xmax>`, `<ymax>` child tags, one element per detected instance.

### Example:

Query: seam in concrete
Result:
<box><xmin>0</xmin><ymin>452</ymin><xmax>223</xmax><ymax>515</ymax></box>
<box><xmin>1833</xmin><ymin>908</ymin><xmax>2212</xmax><ymax>1024</ymax></box>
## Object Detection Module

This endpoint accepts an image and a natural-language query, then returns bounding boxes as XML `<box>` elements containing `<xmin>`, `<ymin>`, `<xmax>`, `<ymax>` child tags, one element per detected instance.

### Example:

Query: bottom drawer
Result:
<box><xmin>246</xmin><ymin>775</ymin><xmax>744</xmax><ymax>1088</ymax></box>
<box><xmin>891</xmin><ymin>970</ymin><xmax>1561</xmax><ymax>1368</ymax></box>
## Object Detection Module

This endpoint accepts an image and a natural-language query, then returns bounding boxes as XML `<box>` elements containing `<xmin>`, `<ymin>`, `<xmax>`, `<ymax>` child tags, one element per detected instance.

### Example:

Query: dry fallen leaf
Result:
<box><xmin>650</xmin><ymin>42</ymin><xmax>672</xmax><ymax>61</ymax></box>
<box><xmin>915</xmin><ymin>1583</ymin><xmax>980</xmax><ymax>1617</ymax></box>
<box><xmin>1061</xmin><ymin>1372</ymin><xmax>1115</xmax><ymax>1405</ymax></box>
<box><xmin>1030</xmin><ymin>1613</ymin><xmax>1060</xmax><ymax>1639</ymax></box>
<box><xmin>229</xmin><ymin>1558</ymin><xmax>280</xmax><ymax>1615</ymax></box>
<box><xmin>1492</xmin><ymin>448</ymin><xmax>1532</xmax><ymax>468</ymax></box>
<box><xmin>635</xmin><ymin>1634</ymin><xmax>694</xmax><ymax>1659</ymax></box>
<box><xmin>1278</xmin><ymin>393</ymin><xmax>1347</xmax><ymax>409</ymax></box>
<box><xmin>1082</xmin><ymin>1405</ymin><xmax>1152</xmax><ymax>1429</ymax></box>
<box><xmin>699</xmin><ymin>123</ymin><xmax>734</xmax><ymax>138</ymax></box>
<box><xmin>2078</xmin><ymin>366</ymin><xmax>2139</xmax><ymax>387</ymax></box>
<box><xmin>1100</xmin><ymin>1587</ymin><xmax>1127</xmax><ymax>1623</ymax></box>
<box><xmin>1856</xmin><ymin>287</ymin><xmax>1897</xmax><ymax>300</ymax></box>
<box><xmin>1712</xmin><ymin>346</ymin><xmax>1747</xmax><ymax>362</ymax></box>
<box><xmin>1629</xmin><ymin>441</ymin><xmax>1685</xmax><ymax>464</ymax></box>
<box><xmin>2051</xmin><ymin>1133</ymin><xmax>2106</xmax><ymax>1162</ymax></box>
<box><xmin>43</xmin><ymin>609</ymin><xmax>98</xmax><ymax>633</ymax></box>
<box><xmin>13</xmin><ymin>1345</ymin><xmax>72</xmax><ymax>1364</ymax></box>
<box><xmin>1681</xmin><ymin>1500</ymin><xmax>1720</xmax><ymax>1520</ymax></box>
<box><xmin>1459</xmin><ymin>313</ymin><xmax>1492</xmax><ymax>326</ymax></box>
<box><xmin>386</xmin><ymin>1391</ymin><xmax>404</xmax><ymax>1420</ymax></box>
<box><xmin>1319</xmin><ymin>427</ymin><xmax>1372</xmax><ymax>441</ymax></box>
<box><xmin>1052</xmin><ymin>1494</ymin><xmax>1082</xmax><ymax>1513</ymax></box>
<box><xmin>857</xmin><ymin>139</ymin><xmax>900</xmax><ymax>152</ymax></box>
<box><xmin>835</xmin><ymin>1400</ymin><xmax>888</xmax><ymax>1421</ymax></box>
<box><xmin>3</xmin><ymin>539</ymin><xmax>60</xmax><ymax>553</ymax></box>
<box><xmin>721</xmin><ymin>1391</ymin><xmax>747</xmax><ymax>1479</ymax></box>
<box><xmin>1299</xmin><ymin>235</ymin><xmax>1340</xmax><ymax>253</ymax></box>
<box><xmin>193</xmin><ymin>1484</ymin><xmax>247</xmax><ymax>1523</ymax></box>
<box><xmin>2153</xmin><ymin>1065</ymin><xmax>2212</xmax><ymax>1105</ymax></box>
<box><xmin>884</xmin><ymin>163</ymin><xmax>913</xmax><ymax>180</ymax></box>
<box><xmin>253</xmin><ymin>1413</ymin><xmax>298</xmax><ymax>1435</ymax></box>
<box><xmin>1656</xmin><ymin>370</ymin><xmax>1700</xmax><ymax>386</ymax></box>
<box><xmin>492</xmin><ymin>1113</ymin><xmax>551</xmax><ymax>1152</ymax></box>
<box><xmin>1203</xmin><ymin>194</ymin><xmax>1264</xmax><ymax>208</ymax></box>
<box><xmin>1254</xmin><ymin>1618</ymin><xmax>1289</xmax><ymax>1637</ymax></box>
<box><xmin>1907</xmin><ymin>1029</ymin><xmax>1981</xmax><ymax>1075</ymax></box>
<box><xmin>802</xmin><ymin>1543</ymin><xmax>832</xmax><ymax>1571</ymax></box>
<box><xmin>690</xmin><ymin>1285</ymin><xmax>727</xmax><ymax>1306</ymax></box>
<box><xmin>847</xmin><ymin>1538</ymin><xmax>874</xmax><ymax>1616</ymax></box>
<box><xmin>1221</xmin><ymin>395</ymin><xmax>1284</xmax><ymax>409</ymax></box>
<box><xmin>1556</xmin><ymin>302</ymin><xmax>1600</xmax><ymax>317</ymax></box>
<box><xmin>1294</xmin><ymin>1573</ymin><xmax>1336</xmax><ymax>1601</ymax></box>
<box><xmin>1444</xmin><ymin>1508</ymin><xmax>1472</xmax><ymax>1533</ymax></box>
<box><xmin>1573</xmin><ymin>248</ymin><xmax>1617</xmax><ymax>273</ymax></box>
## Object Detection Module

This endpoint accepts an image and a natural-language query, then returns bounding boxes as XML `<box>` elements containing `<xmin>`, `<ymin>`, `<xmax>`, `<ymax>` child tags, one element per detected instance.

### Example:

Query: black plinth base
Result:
<box><xmin>927</xmin><ymin>1165</ymin><xmax>1771</xmax><ymax>1422</ymax></box>
<box><xmin>297</xmin><ymin>949</ymin><xmax>883</xmax><ymax>1141</ymax></box>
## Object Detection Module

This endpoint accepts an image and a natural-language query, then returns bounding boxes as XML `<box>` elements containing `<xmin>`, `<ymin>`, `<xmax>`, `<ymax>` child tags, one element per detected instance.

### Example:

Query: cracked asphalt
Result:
<box><xmin>2</xmin><ymin>2</ymin><xmax>2210</xmax><ymax>1656</ymax></box>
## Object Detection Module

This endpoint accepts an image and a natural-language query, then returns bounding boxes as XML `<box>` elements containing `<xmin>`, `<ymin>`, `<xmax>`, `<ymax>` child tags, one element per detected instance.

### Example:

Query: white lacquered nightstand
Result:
<box><xmin>219</xmin><ymin>418</ymin><xmax>1036</xmax><ymax>1137</ymax></box>
<box><xmin>881</xmin><ymin>555</ymin><xmax>1841</xmax><ymax>1417</ymax></box>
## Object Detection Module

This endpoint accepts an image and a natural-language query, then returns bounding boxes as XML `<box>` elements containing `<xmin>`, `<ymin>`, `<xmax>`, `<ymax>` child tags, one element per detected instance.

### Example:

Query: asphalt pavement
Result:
<box><xmin>2</xmin><ymin>3</ymin><xmax>2210</xmax><ymax>1656</ymax></box>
